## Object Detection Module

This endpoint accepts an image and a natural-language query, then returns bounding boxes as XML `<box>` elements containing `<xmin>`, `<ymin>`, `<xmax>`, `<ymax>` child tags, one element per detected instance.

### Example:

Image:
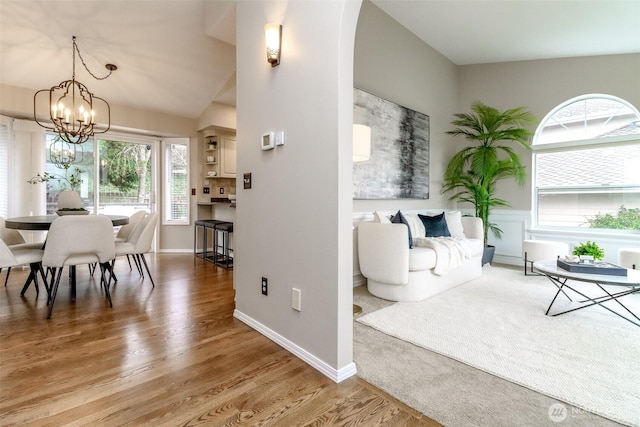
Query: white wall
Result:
<box><xmin>234</xmin><ymin>0</ymin><xmax>361</xmax><ymax>380</ymax></box>
<box><xmin>458</xmin><ymin>53</ymin><xmax>640</xmax><ymax>211</ymax></box>
<box><xmin>353</xmin><ymin>1</ymin><xmax>459</xmax><ymax>215</ymax></box>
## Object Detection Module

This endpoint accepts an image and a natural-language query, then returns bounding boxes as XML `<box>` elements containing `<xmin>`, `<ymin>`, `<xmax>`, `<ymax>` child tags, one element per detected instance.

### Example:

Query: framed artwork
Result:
<box><xmin>353</xmin><ymin>88</ymin><xmax>430</xmax><ymax>199</ymax></box>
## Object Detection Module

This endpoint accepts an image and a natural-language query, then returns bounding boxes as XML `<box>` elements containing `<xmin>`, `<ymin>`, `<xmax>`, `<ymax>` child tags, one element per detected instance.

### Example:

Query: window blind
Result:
<box><xmin>0</xmin><ymin>117</ymin><xmax>10</xmax><ymax>218</ymax></box>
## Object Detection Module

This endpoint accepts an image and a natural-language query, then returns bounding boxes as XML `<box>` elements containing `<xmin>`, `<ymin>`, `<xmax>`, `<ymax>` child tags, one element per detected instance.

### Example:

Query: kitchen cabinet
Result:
<box><xmin>220</xmin><ymin>136</ymin><xmax>236</xmax><ymax>178</ymax></box>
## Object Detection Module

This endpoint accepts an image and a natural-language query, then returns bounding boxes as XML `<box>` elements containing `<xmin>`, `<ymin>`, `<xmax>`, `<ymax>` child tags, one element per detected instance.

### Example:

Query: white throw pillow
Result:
<box><xmin>445</xmin><ymin>211</ymin><xmax>465</xmax><ymax>238</ymax></box>
<box><xmin>373</xmin><ymin>211</ymin><xmax>391</xmax><ymax>224</ymax></box>
<box><xmin>404</xmin><ymin>213</ymin><xmax>426</xmax><ymax>238</ymax></box>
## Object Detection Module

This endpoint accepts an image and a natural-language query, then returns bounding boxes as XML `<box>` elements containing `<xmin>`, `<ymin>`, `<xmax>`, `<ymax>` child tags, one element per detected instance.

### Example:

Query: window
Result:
<box><xmin>43</xmin><ymin>134</ymin><xmax>156</xmax><ymax>216</ymax></box>
<box><xmin>96</xmin><ymin>137</ymin><xmax>154</xmax><ymax>216</ymax></box>
<box><xmin>162</xmin><ymin>139</ymin><xmax>189</xmax><ymax>224</ymax></box>
<box><xmin>533</xmin><ymin>95</ymin><xmax>640</xmax><ymax>232</ymax></box>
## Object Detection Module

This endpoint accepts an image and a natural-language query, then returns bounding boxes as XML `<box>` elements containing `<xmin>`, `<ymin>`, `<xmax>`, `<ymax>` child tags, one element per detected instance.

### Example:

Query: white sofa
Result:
<box><xmin>357</xmin><ymin>213</ymin><xmax>484</xmax><ymax>302</ymax></box>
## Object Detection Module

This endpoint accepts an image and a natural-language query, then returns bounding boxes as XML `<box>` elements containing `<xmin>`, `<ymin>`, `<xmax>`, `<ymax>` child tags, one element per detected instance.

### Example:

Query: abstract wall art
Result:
<box><xmin>353</xmin><ymin>88</ymin><xmax>430</xmax><ymax>199</ymax></box>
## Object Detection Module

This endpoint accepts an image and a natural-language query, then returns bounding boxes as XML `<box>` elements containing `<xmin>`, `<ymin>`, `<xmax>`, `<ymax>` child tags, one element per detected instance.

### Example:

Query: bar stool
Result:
<box><xmin>213</xmin><ymin>221</ymin><xmax>233</xmax><ymax>269</ymax></box>
<box><xmin>194</xmin><ymin>219</ymin><xmax>223</xmax><ymax>260</ymax></box>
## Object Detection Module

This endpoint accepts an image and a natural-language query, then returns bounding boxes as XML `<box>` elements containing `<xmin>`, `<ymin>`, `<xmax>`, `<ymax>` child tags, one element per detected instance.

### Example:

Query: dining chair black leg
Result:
<box><xmin>103</xmin><ymin>261</ymin><xmax>115</xmax><ymax>288</ymax></box>
<box><xmin>3</xmin><ymin>267</ymin><xmax>11</xmax><ymax>287</ymax></box>
<box><xmin>20</xmin><ymin>263</ymin><xmax>42</xmax><ymax>296</ymax></box>
<box><xmin>99</xmin><ymin>263</ymin><xmax>113</xmax><ymax>307</ymax></box>
<box><xmin>133</xmin><ymin>254</ymin><xmax>143</xmax><ymax>277</ymax></box>
<box><xmin>47</xmin><ymin>268</ymin><xmax>63</xmax><ymax>319</ymax></box>
<box><xmin>139</xmin><ymin>254</ymin><xmax>155</xmax><ymax>287</ymax></box>
<box><xmin>126</xmin><ymin>254</ymin><xmax>132</xmax><ymax>270</ymax></box>
<box><xmin>109</xmin><ymin>260</ymin><xmax>119</xmax><ymax>284</ymax></box>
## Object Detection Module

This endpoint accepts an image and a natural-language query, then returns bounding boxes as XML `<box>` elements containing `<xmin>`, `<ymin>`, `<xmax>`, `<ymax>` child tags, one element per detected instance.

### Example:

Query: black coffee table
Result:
<box><xmin>534</xmin><ymin>260</ymin><xmax>640</xmax><ymax>327</ymax></box>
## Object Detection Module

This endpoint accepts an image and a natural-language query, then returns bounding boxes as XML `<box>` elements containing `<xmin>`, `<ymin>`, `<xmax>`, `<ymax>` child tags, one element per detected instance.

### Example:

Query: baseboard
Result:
<box><xmin>233</xmin><ymin>309</ymin><xmax>357</xmax><ymax>383</ymax></box>
<box><xmin>353</xmin><ymin>273</ymin><xmax>366</xmax><ymax>287</ymax></box>
<box><xmin>493</xmin><ymin>254</ymin><xmax>522</xmax><ymax>267</ymax></box>
<box><xmin>157</xmin><ymin>249</ymin><xmax>193</xmax><ymax>253</ymax></box>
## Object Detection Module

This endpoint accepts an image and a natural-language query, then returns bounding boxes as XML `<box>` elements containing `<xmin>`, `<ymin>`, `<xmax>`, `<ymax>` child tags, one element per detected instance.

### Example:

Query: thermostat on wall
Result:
<box><xmin>261</xmin><ymin>132</ymin><xmax>275</xmax><ymax>150</ymax></box>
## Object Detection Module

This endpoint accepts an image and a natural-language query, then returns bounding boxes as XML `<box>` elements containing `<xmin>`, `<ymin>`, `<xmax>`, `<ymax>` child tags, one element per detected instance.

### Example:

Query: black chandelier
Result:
<box><xmin>34</xmin><ymin>36</ymin><xmax>116</xmax><ymax>145</ymax></box>
<box><xmin>49</xmin><ymin>137</ymin><xmax>83</xmax><ymax>169</ymax></box>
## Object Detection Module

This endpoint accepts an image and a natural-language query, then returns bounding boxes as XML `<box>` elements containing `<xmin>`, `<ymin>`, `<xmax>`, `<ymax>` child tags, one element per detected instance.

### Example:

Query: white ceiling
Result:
<box><xmin>0</xmin><ymin>0</ymin><xmax>237</xmax><ymax>119</ymax></box>
<box><xmin>1</xmin><ymin>1</ymin><xmax>639</xmax><ymax>120</ymax></box>
<box><xmin>372</xmin><ymin>0</ymin><xmax>640</xmax><ymax>65</ymax></box>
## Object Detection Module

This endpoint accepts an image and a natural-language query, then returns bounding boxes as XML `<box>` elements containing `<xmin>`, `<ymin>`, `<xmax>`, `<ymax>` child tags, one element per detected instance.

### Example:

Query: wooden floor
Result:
<box><xmin>0</xmin><ymin>253</ymin><xmax>439</xmax><ymax>426</ymax></box>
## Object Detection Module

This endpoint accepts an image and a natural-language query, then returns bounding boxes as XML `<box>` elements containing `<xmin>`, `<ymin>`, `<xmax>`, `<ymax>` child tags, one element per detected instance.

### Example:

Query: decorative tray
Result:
<box><xmin>56</xmin><ymin>209</ymin><xmax>90</xmax><ymax>216</ymax></box>
<box><xmin>557</xmin><ymin>259</ymin><xmax>627</xmax><ymax>276</ymax></box>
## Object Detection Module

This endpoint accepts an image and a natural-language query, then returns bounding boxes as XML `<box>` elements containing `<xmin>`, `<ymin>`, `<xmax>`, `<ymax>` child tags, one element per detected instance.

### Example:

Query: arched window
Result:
<box><xmin>532</xmin><ymin>94</ymin><xmax>640</xmax><ymax>232</ymax></box>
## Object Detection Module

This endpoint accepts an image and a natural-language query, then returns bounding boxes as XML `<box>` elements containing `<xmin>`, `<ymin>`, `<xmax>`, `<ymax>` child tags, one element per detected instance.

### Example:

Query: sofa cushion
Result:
<box><xmin>445</xmin><ymin>211</ymin><xmax>465</xmax><ymax>238</ymax></box>
<box><xmin>409</xmin><ymin>247</ymin><xmax>437</xmax><ymax>271</ymax></box>
<box><xmin>419</xmin><ymin>212</ymin><xmax>451</xmax><ymax>237</ymax></box>
<box><xmin>391</xmin><ymin>210</ymin><xmax>413</xmax><ymax>248</ymax></box>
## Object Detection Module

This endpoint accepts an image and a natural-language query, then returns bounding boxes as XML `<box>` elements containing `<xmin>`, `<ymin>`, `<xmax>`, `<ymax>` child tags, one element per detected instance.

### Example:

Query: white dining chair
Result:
<box><xmin>1</xmin><ymin>216</ymin><xmax>44</xmax><ymax>288</ymax></box>
<box><xmin>114</xmin><ymin>210</ymin><xmax>147</xmax><ymax>271</ymax></box>
<box><xmin>113</xmin><ymin>212</ymin><xmax>158</xmax><ymax>287</ymax></box>
<box><xmin>0</xmin><ymin>239</ymin><xmax>46</xmax><ymax>296</ymax></box>
<box><xmin>43</xmin><ymin>215</ymin><xmax>116</xmax><ymax>319</ymax></box>
<box><xmin>115</xmin><ymin>210</ymin><xmax>147</xmax><ymax>243</ymax></box>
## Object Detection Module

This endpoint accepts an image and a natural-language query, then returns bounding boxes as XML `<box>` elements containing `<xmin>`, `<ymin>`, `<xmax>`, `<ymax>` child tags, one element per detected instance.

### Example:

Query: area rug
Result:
<box><xmin>356</xmin><ymin>266</ymin><xmax>640</xmax><ymax>426</ymax></box>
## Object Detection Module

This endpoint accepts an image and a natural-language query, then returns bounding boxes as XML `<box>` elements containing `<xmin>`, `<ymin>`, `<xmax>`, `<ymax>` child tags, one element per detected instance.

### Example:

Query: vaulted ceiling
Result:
<box><xmin>1</xmin><ymin>1</ymin><xmax>638</xmax><ymax>120</ymax></box>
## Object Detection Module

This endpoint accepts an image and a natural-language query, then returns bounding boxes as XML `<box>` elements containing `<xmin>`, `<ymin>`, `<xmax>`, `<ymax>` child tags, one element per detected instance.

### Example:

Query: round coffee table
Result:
<box><xmin>534</xmin><ymin>260</ymin><xmax>640</xmax><ymax>327</ymax></box>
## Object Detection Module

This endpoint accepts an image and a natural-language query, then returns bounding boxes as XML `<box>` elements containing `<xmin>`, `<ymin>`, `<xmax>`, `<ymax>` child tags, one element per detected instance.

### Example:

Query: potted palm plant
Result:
<box><xmin>442</xmin><ymin>101</ymin><xmax>536</xmax><ymax>264</ymax></box>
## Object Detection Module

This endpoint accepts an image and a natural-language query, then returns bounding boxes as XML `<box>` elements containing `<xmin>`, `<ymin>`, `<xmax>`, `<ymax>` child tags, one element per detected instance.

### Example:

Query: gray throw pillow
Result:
<box><xmin>391</xmin><ymin>210</ymin><xmax>413</xmax><ymax>248</ymax></box>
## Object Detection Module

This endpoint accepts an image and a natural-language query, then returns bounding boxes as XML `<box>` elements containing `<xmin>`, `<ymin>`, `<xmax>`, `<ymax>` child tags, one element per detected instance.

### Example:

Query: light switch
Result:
<box><xmin>275</xmin><ymin>131</ymin><xmax>285</xmax><ymax>146</ymax></box>
<box><xmin>244</xmin><ymin>173</ymin><xmax>252</xmax><ymax>189</ymax></box>
<box><xmin>292</xmin><ymin>288</ymin><xmax>301</xmax><ymax>311</ymax></box>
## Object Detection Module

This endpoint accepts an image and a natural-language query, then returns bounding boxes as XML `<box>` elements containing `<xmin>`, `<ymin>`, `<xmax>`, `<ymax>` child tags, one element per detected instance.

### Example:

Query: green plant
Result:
<box><xmin>587</xmin><ymin>205</ymin><xmax>640</xmax><ymax>231</ymax></box>
<box><xmin>442</xmin><ymin>101</ymin><xmax>536</xmax><ymax>246</ymax></box>
<box><xmin>572</xmin><ymin>241</ymin><xmax>605</xmax><ymax>260</ymax></box>
<box><xmin>27</xmin><ymin>165</ymin><xmax>83</xmax><ymax>191</ymax></box>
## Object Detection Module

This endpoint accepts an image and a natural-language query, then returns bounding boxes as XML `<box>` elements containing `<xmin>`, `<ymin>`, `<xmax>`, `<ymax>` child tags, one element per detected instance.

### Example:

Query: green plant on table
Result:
<box><xmin>572</xmin><ymin>241</ymin><xmax>605</xmax><ymax>261</ymax></box>
<box><xmin>27</xmin><ymin>165</ymin><xmax>83</xmax><ymax>192</ymax></box>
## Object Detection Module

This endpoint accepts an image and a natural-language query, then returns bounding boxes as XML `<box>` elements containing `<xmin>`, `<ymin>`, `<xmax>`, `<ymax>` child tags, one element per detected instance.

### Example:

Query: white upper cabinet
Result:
<box><xmin>220</xmin><ymin>137</ymin><xmax>236</xmax><ymax>178</ymax></box>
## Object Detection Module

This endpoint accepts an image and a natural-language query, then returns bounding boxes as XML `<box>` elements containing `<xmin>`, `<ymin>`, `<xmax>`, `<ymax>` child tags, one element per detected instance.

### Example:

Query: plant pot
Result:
<box><xmin>482</xmin><ymin>245</ymin><xmax>495</xmax><ymax>266</ymax></box>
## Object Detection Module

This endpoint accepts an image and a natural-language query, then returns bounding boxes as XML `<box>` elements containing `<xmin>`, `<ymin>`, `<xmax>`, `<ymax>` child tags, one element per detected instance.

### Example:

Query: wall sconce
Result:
<box><xmin>264</xmin><ymin>23</ymin><xmax>282</xmax><ymax>67</ymax></box>
<box><xmin>353</xmin><ymin>124</ymin><xmax>371</xmax><ymax>162</ymax></box>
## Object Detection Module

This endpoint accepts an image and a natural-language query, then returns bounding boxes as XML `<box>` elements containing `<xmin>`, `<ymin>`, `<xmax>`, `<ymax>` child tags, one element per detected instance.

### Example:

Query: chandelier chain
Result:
<box><xmin>73</xmin><ymin>37</ymin><xmax>114</xmax><ymax>81</ymax></box>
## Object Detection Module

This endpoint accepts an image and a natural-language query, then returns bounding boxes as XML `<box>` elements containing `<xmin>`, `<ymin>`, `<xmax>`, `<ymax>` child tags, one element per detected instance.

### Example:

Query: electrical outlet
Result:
<box><xmin>219</xmin><ymin>187</ymin><xmax>224</xmax><ymax>195</ymax></box>
<box><xmin>261</xmin><ymin>277</ymin><xmax>268</xmax><ymax>296</ymax></box>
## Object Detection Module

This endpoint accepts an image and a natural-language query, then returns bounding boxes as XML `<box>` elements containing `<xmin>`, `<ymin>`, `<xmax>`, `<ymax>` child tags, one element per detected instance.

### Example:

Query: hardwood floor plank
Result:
<box><xmin>0</xmin><ymin>253</ymin><xmax>439</xmax><ymax>426</ymax></box>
